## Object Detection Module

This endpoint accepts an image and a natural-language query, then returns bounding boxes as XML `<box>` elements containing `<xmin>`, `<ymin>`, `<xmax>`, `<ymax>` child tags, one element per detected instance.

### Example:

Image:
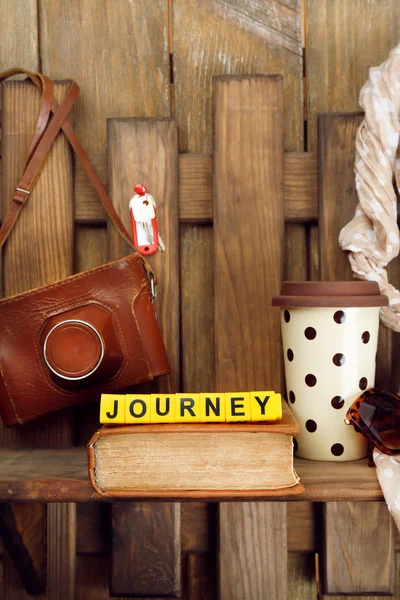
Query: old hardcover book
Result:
<box><xmin>87</xmin><ymin>401</ymin><xmax>304</xmax><ymax>499</ymax></box>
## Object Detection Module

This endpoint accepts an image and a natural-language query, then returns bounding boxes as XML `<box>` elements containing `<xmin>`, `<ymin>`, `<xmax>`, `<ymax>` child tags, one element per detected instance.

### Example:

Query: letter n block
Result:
<box><xmin>200</xmin><ymin>393</ymin><xmax>226</xmax><ymax>422</ymax></box>
<box><xmin>100</xmin><ymin>394</ymin><xmax>126</xmax><ymax>424</ymax></box>
<box><xmin>125</xmin><ymin>395</ymin><xmax>151</xmax><ymax>424</ymax></box>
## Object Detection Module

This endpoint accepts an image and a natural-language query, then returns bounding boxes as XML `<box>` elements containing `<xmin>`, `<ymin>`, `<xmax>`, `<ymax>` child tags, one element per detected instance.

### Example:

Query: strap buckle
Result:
<box><xmin>14</xmin><ymin>187</ymin><xmax>31</xmax><ymax>205</ymax></box>
<box><xmin>149</xmin><ymin>272</ymin><xmax>157</xmax><ymax>303</ymax></box>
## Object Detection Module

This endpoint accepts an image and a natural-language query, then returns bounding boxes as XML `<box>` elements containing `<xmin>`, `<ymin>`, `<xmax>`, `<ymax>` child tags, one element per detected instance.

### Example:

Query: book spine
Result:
<box><xmin>99</xmin><ymin>391</ymin><xmax>282</xmax><ymax>424</ymax></box>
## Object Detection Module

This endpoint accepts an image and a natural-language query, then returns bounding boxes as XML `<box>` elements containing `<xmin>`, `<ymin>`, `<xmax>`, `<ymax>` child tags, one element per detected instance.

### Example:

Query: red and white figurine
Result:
<box><xmin>129</xmin><ymin>184</ymin><xmax>165</xmax><ymax>256</ymax></box>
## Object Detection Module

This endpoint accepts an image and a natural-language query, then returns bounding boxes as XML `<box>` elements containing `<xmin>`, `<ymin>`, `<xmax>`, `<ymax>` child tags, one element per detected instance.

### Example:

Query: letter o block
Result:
<box><xmin>125</xmin><ymin>395</ymin><xmax>151</xmax><ymax>424</ymax></box>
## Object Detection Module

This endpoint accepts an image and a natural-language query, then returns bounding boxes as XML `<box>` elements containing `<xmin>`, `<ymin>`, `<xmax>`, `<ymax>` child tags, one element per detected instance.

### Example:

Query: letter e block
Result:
<box><xmin>100</xmin><ymin>394</ymin><xmax>126</xmax><ymax>424</ymax></box>
<box><xmin>150</xmin><ymin>395</ymin><xmax>176</xmax><ymax>423</ymax></box>
<box><xmin>200</xmin><ymin>393</ymin><xmax>226</xmax><ymax>422</ymax></box>
<box><xmin>226</xmin><ymin>393</ymin><xmax>250</xmax><ymax>422</ymax></box>
<box><xmin>175</xmin><ymin>394</ymin><xmax>200</xmax><ymax>422</ymax></box>
<box><xmin>125</xmin><ymin>395</ymin><xmax>151</xmax><ymax>424</ymax></box>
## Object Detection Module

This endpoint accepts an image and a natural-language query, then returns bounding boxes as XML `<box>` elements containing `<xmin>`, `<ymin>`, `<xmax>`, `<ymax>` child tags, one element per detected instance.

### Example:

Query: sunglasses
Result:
<box><xmin>345</xmin><ymin>388</ymin><xmax>400</xmax><ymax>457</ymax></box>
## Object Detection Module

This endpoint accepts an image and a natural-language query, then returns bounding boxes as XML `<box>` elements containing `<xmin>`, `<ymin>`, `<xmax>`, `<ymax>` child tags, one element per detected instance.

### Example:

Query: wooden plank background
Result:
<box><xmin>1</xmin><ymin>0</ymin><xmax>400</xmax><ymax>597</ymax></box>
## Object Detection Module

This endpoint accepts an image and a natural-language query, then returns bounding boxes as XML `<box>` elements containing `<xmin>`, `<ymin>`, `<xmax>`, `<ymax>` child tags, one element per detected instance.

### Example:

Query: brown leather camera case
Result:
<box><xmin>0</xmin><ymin>254</ymin><xmax>170</xmax><ymax>425</ymax></box>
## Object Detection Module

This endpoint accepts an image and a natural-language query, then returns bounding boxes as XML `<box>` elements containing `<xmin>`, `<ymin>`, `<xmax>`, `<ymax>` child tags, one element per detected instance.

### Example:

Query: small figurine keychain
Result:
<box><xmin>129</xmin><ymin>184</ymin><xmax>165</xmax><ymax>256</ymax></box>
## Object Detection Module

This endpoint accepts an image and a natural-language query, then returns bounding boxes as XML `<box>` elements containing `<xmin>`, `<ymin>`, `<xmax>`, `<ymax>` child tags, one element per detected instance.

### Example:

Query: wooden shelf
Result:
<box><xmin>0</xmin><ymin>449</ymin><xmax>383</xmax><ymax>502</ymax></box>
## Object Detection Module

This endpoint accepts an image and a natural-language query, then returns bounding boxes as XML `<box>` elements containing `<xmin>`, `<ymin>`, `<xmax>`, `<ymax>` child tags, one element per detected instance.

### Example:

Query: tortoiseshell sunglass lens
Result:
<box><xmin>351</xmin><ymin>390</ymin><xmax>400</xmax><ymax>453</ymax></box>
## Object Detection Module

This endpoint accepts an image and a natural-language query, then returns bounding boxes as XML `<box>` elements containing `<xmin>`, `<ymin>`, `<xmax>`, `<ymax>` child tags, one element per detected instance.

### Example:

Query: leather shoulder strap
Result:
<box><xmin>0</xmin><ymin>70</ymin><xmax>145</xmax><ymax>269</ymax></box>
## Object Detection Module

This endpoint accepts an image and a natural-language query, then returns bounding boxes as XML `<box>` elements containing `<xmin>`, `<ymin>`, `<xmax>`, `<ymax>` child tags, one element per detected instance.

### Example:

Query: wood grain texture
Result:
<box><xmin>108</xmin><ymin>118</ymin><xmax>181</xmax><ymax>596</ymax></box>
<box><xmin>182</xmin><ymin>502</ymin><xmax>217</xmax><ymax>553</ymax></box>
<box><xmin>0</xmin><ymin>503</ymin><xmax>46</xmax><ymax>594</ymax></box>
<box><xmin>46</xmin><ymin>503</ymin><xmax>76</xmax><ymax>600</ymax></box>
<box><xmin>107</xmin><ymin>118</ymin><xmax>180</xmax><ymax>393</ymax></box>
<box><xmin>214</xmin><ymin>76</ymin><xmax>286</xmax><ymax>600</ymax></box>
<box><xmin>219</xmin><ymin>502</ymin><xmax>287</xmax><ymax>600</ymax></box>
<box><xmin>318</xmin><ymin>112</ymin><xmax>395</xmax><ymax>596</ymax></box>
<box><xmin>111</xmin><ymin>503</ymin><xmax>181</xmax><ymax>597</ymax></box>
<box><xmin>39</xmin><ymin>0</ymin><xmax>170</xmax><ymax>154</ymax></box>
<box><xmin>285</xmin><ymin>224</ymin><xmax>308</xmax><ymax>281</ymax></box>
<box><xmin>288</xmin><ymin>552</ymin><xmax>317</xmax><ymax>600</ymax></box>
<box><xmin>214</xmin><ymin>76</ymin><xmax>284</xmax><ymax>392</ymax></box>
<box><xmin>180</xmin><ymin>224</ymin><xmax>215</xmax><ymax>392</ymax></box>
<box><xmin>0</xmin><ymin>2</ymin><xmax>38</xmax><ymax>72</ymax></box>
<box><xmin>76</xmin><ymin>503</ymin><xmax>110</xmax><ymax>554</ymax></box>
<box><xmin>323</xmin><ymin>502</ymin><xmax>395</xmax><ymax>595</ymax></box>
<box><xmin>187</xmin><ymin>553</ymin><xmax>217</xmax><ymax>600</ymax></box>
<box><xmin>173</xmin><ymin>0</ymin><xmax>303</xmax><ymax>154</ymax></box>
<box><xmin>0</xmin><ymin>449</ymin><xmax>387</xmax><ymax>502</ymax></box>
<box><xmin>74</xmin><ymin>151</ymin><xmax>318</xmax><ymax>224</ymax></box>
<box><xmin>1</xmin><ymin>80</ymin><xmax>76</xmax><ymax>598</ymax></box>
<box><xmin>306</xmin><ymin>0</ymin><xmax>400</xmax><ymax>151</ymax></box>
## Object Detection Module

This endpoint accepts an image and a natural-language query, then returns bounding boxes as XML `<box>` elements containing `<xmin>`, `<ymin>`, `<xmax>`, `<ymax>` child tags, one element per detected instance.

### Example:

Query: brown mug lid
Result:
<box><xmin>271</xmin><ymin>281</ymin><xmax>388</xmax><ymax>308</ymax></box>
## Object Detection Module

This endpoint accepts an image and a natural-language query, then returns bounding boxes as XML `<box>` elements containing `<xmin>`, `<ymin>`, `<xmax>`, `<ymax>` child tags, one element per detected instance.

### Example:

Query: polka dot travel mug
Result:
<box><xmin>272</xmin><ymin>282</ymin><xmax>388</xmax><ymax>461</ymax></box>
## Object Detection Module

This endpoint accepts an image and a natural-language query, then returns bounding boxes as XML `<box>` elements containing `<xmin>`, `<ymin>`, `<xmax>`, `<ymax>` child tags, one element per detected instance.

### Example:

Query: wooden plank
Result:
<box><xmin>0</xmin><ymin>449</ymin><xmax>388</xmax><ymax>502</ymax></box>
<box><xmin>319</xmin><ymin>113</ymin><xmax>395</xmax><ymax>596</ymax></box>
<box><xmin>220</xmin><ymin>502</ymin><xmax>287</xmax><ymax>599</ymax></box>
<box><xmin>288</xmin><ymin>553</ymin><xmax>317</xmax><ymax>600</ymax></box>
<box><xmin>107</xmin><ymin>118</ymin><xmax>180</xmax><ymax>597</ymax></box>
<box><xmin>287</xmin><ymin>503</ymin><xmax>316</xmax><ymax>552</ymax></box>
<box><xmin>182</xmin><ymin>502</ymin><xmax>218</xmax><ymax>553</ymax></box>
<box><xmin>285</xmin><ymin>224</ymin><xmax>308</xmax><ymax>281</ymax></box>
<box><xmin>173</xmin><ymin>0</ymin><xmax>303</xmax><ymax>155</ymax></box>
<box><xmin>47</xmin><ymin>503</ymin><xmax>76</xmax><ymax>600</ymax></box>
<box><xmin>76</xmin><ymin>503</ymin><xmax>110</xmax><ymax>555</ymax></box>
<box><xmin>1</xmin><ymin>80</ymin><xmax>76</xmax><ymax>598</ymax></box>
<box><xmin>214</xmin><ymin>76</ymin><xmax>286</xmax><ymax>600</ymax></box>
<box><xmin>187</xmin><ymin>554</ymin><xmax>216</xmax><ymax>600</ymax></box>
<box><xmin>74</xmin><ymin>152</ymin><xmax>319</xmax><ymax>224</ymax></box>
<box><xmin>306</xmin><ymin>0</ymin><xmax>400</xmax><ymax>152</ymax></box>
<box><xmin>0</xmin><ymin>503</ymin><xmax>46</xmax><ymax>595</ymax></box>
<box><xmin>39</xmin><ymin>0</ymin><xmax>170</xmax><ymax>155</ymax></box>
<box><xmin>324</xmin><ymin>502</ymin><xmax>394</xmax><ymax>595</ymax></box>
<box><xmin>111</xmin><ymin>503</ymin><xmax>180</xmax><ymax>597</ymax></box>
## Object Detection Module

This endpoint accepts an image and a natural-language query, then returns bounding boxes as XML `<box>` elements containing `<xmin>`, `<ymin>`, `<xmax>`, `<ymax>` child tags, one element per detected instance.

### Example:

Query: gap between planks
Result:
<box><xmin>72</xmin><ymin>152</ymin><xmax>318</xmax><ymax>224</ymax></box>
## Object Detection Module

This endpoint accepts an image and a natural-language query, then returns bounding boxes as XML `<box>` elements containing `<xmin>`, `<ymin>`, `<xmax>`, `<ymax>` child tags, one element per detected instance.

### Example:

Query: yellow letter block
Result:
<box><xmin>100</xmin><ymin>394</ymin><xmax>126</xmax><ymax>424</ymax></box>
<box><xmin>150</xmin><ymin>394</ymin><xmax>176</xmax><ymax>423</ymax></box>
<box><xmin>225</xmin><ymin>393</ymin><xmax>250</xmax><ymax>422</ymax></box>
<box><xmin>175</xmin><ymin>394</ymin><xmax>200</xmax><ymax>422</ymax></box>
<box><xmin>200</xmin><ymin>393</ymin><xmax>226</xmax><ymax>422</ymax></box>
<box><xmin>250</xmin><ymin>391</ymin><xmax>280</xmax><ymax>421</ymax></box>
<box><xmin>125</xmin><ymin>395</ymin><xmax>151</xmax><ymax>424</ymax></box>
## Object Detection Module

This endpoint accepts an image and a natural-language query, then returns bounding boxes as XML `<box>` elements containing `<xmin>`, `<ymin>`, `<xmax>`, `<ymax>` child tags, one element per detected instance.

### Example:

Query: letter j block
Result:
<box><xmin>100</xmin><ymin>394</ymin><xmax>126</xmax><ymax>424</ymax></box>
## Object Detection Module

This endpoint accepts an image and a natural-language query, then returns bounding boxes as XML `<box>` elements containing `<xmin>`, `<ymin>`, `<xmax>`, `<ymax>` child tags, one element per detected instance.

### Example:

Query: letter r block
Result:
<box><xmin>125</xmin><ymin>395</ymin><xmax>151</xmax><ymax>424</ymax></box>
<box><xmin>100</xmin><ymin>394</ymin><xmax>126</xmax><ymax>424</ymax></box>
<box><xmin>150</xmin><ymin>394</ymin><xmax>176</xmax><ymax>423</ymax></box>
<box><xmin>175</xmin><ymin>394</ymin><xmax>200</xmax><ymax>422</ymax></box>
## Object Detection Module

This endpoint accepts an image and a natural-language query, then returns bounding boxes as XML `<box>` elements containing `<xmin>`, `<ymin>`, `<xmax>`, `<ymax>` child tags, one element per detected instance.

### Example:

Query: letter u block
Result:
<box><xmin>200</xmin><ymin>393</ymin><xmax>226</xmax><ymax>422</ymax></box>
<box><xmin>100</xmin><ymin>394</ymin><xmax>126</xmax><ymax>424</ymax></box>
<box><xmin>225</xmin><ymin>392</ymin><xmax>250</xmax><ymax>422</ymax></box>
<box><xmin>125</xmin><ymin>395</ymin><xmax>151</xmax><ymax>424</ymax></box>
<box><xmin>175</xmin><ymin>394</ymin><xmax>200</xmax><ymax>422</ymax></box>
<box><xmin>150</xmin><ymin>394</ymin><xmax>176</xmax><ymax>423</ymax></box>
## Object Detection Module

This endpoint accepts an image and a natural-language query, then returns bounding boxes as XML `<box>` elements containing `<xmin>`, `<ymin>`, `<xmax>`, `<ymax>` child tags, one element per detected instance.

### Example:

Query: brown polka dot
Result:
<box><xmin>331</xmin><ymin>443</ymin><xmax>344</xmax><ymax>457</ymax></box>
<box><xmin>287</xmin><ymin>348</ymin><xmax>294</xmax><ymax>361</ymax></box>
<box><xmin>332</xmin><ymin>353</ymin><xmax>345</xmax><ymax>366</ymax></box>
<box><xmin>306</xmin><ymin>419</ymin><xmax>317</xmax><ymax>432</ymax></box>
<box><xmin>289</xmin><ymin>391</ymin><xmax>295</xmax><ymax>404</ymax></box>
<box><xmin>331</xmin><ymin>396</ymin><xmax>345</xmax><ymax>409</ymax></box>
<box><xmin>284</xmin><ymin>310</ymin><xmax>290</xmax><ymax>323</ymax></box>
<box><xmin>334</xmin><ymin>310</ymin><xmax>346</xmax><ymax>324</ymax></box>
<box><xmin>359</xmin><ymin>377</ymin><xmax>368</xmax><ymax>390</ymax></box>
<box><xmin>362</xmin><ymin>331</ymin><xmax>370</xmax><ymax>344</ymax></box>
<box><xmin>305</xmin><ymin>374</ymin><xmax>317</xmax><ymax>387</ymax></box>
<box><xmin>304</xmin><ymin>327</ymin><xmax>317</xmax><ymax>340</ymax></box>
<box><xmin>293</xmin><ymin>438</ymin><xmax>298</xmax><ymax>453</ymax></box>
